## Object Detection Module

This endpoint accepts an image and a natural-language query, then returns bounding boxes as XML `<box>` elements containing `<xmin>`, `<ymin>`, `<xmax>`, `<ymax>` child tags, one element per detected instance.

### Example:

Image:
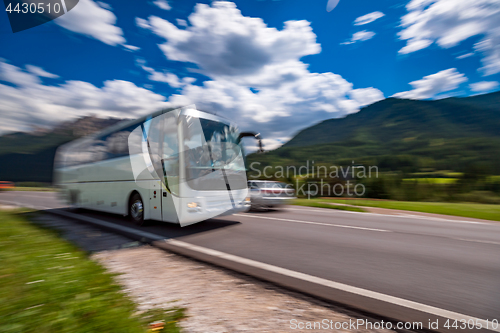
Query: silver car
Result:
<box><xmin>248</xmin><ymin>180</ymin><xmax>296</xmax><ymax>210</ymax></box>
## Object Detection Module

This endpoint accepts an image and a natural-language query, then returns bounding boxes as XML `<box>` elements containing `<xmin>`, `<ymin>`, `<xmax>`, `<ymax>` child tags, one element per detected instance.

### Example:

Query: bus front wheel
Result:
<box><xmin>129</xmin><ymin>193</ymin><xmax>145</xmax><ymax>226</ymax></box>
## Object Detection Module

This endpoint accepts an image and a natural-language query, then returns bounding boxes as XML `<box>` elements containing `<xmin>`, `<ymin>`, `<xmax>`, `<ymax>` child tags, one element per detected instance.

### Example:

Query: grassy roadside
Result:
<box><xmin>0</xmin><ymin>209</ymin><xmax>185</xmax><ymax>333</ymax></box>
<box><xmin>292</xmin><ymin>199</ymin><xmax>365</xmax><ymax>212</ymax></box>
<box><xmin>296</xmin><ymin>198</ymin><xmax>500</xmax><ymax>222</ymax></box>
<box><xmin>402</xmin><ymin>178</ymin><xmax>458</xmax><ymax>184</ymax></box>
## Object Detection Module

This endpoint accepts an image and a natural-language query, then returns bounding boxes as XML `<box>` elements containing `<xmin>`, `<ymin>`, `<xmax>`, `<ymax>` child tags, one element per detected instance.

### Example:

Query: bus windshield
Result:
<box><xmin>182</xmin><ymin>116</ymin><xmax>247</xmax><ymax>191</ymax></box>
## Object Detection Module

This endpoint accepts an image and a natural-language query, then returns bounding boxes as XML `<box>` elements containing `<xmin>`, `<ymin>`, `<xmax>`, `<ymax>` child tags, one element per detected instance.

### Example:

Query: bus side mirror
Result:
<box><xmin>238</xmin><ymin>132</ymin><xmax>264</xmax><ymax>153</ymax></box>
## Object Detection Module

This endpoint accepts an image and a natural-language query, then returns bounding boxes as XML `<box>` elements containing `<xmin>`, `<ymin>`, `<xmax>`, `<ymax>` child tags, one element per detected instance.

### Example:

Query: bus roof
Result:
<box><xmin>63</xmin><ymin>105</ymin><xmax>233</xmax><ymax>146</ymax></box>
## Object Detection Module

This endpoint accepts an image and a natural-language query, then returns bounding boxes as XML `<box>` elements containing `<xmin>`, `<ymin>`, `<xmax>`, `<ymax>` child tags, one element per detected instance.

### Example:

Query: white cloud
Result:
<box><xmin>135</xmin><ymin>17</ymin><xmax>151</xmax><ymax>30</ymax></box>
<box><xmin>0</xmin><ymin>1</ymin><xmax>385</xmax><ymax>149</ymax></box>
<box><xmin>474</xmin><ymin>36</ymin><xmax>500</xmax><ymax>76</ymax></box>
<box><xmin>393</xmin><ymin>68</ymin><xmax>467</xmax><ymax>99</ymax></box>
<box><xmin>352</xmin><ymin>30</ymin><xmax>375</xmax><ymax>41</ymax></box>
<box><xmin>123</xmin><ymin>44</ymin><xmax>140</xmax><ymax>51</ymax></box>
<box><xmin>399</xmin><ymin>39</ymin><xmax>432</xmax><ymax>54</ymax></box>
<box><xmin>469</xmin><ymin>81</ymin><xmax>499</xmax><ymax>93</ymax></box>
<box><xmin>397</xmin><ymin>0</ymin><xmax>500</xmax><ymax>75</ymax></box>
<box><xmin>136</xmin><ymin>2</ymin><xmax>384</xmax><ymax>145</ymax></box>
<box><xmin>354</xmin><ymin>11</ymin><xmax>385</xmax><ymax>25</ymax></box>
<box><xmin>326</xmin><ymin>0</ymin><xmax>340</xmax><ymax>13</ymax></box>
<box><xmin>96</xmin><ymin>1</ymin><xmax>112</xmax><ymax>10</ymax></box>
<box><xmin>349</xmin><ymin>88</ymin><xmax>385</xmax><ymax>106</ymax></box>
<box><xmin>153</xmin><ymin>0</ymin><xmax>171</xmax><ymax>11</ymax></box>
<box><xmin>456</xmin><ymin>52</ymin><xmax>474</xmax><ymax>60</ymax></box>
<box><xmin>176</xmin><ymin>19</ymin><xmax>187</xmax><ymax>27</ymax></box>
<box><xmin>341</xmin><ymin>30</ymin><xmax>375</xmax><ymax>45</ymax></box>
<box><xmin>136</xmin><ymin>59</ymin><xmax>196</xmax><ymax>88</ymax></box>
<box><xmin>0</xmin><ymin>62</ymin><xmax>40</xmax><ymax>87</ymax></box>
<box><xmin>25</xmin><ymin>65</ymin><xmax>59</xmax><ymax>78</ymax></box>
<box><xmin>0</xmin><ymin>60</ymin><xmax>168</xmax><ymax>134</ymax></box>
<box><xmin>170</xmin><ymin>73</ymin><xmax>370</xmax><ymax>120</ymax></box>
<box><xmin>55</xmin><ymin>0</ymin><xmax>125</xmax><ymax>46</ymax></box>
<box><xmin>137</xmin><ymin>2</ymin><xmax>321</xmax><ymax>81</ymax></box>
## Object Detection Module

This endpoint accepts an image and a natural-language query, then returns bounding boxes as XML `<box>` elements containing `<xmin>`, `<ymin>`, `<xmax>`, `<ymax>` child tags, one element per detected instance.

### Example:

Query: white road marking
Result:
<box><xmin>285</xmin><ymin>206</ymin><xmax>496</xmax><ymax>226</ymax></box>
<box><xmin>235</xmin><ymin>213</ymin><xmax>391</xmax><ymax>232</ymax></box>
<box><xmin>450</xmin><ymin>238</ymin><xmax>500</xmax><ymax>246</ymax></box>
<box><xmin>166</xmin><ymin>238</ymin><xmax>500</xmax><ymax>333</ymax></box>
<box><xmin>235</xmin><ymin>212</ymin><xmax>500</xmax><ymax>246</ymax></box>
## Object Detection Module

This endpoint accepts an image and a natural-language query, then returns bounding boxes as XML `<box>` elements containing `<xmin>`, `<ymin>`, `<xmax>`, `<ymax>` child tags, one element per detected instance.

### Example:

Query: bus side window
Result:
<box><xmin>76</xmin><ymin>139</ymin><xmax>101</xmax><ymax>165</ymax></box>
<box><xmin>90</xmin><ymin>138</ymin><xmax>107</xmax><ymax>163</ymax></box>
<box><xmin>105</xmin><ymin>123</ymin><xmax>139</xmax><ymax>160</ymax></box>
<box><xmin>106</xmin><ymin>131</ymin><xmax>130</xmax><ymax>158</ymax></box>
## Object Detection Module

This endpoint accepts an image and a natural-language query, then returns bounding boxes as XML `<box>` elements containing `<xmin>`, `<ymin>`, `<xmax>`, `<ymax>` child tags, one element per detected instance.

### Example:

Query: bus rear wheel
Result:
<box><xmin>129</xmin><ymin>193</ymin><xmax>145</xmax><ymax>226</ymax></box>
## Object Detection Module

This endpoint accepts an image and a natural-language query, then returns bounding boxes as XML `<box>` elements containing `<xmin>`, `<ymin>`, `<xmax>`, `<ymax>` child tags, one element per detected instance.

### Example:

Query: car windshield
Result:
<box><xmin>182</xmin><ymin>116</ymin><xmax>247</xmax><ymax>190</ymax></box>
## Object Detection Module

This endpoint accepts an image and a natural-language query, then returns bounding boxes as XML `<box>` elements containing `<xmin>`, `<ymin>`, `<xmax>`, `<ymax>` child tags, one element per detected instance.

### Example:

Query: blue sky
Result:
<box><xmin>1</xmin><ymin>0</ymin><xmax>499</xmax><ymax>148</ymax></box>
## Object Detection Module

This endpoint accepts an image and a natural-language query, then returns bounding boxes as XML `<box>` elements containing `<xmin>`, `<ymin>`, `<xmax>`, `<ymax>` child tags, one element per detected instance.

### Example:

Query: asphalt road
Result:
<box><xmin>2</xmin><ymin>191</ymin><xmax>499</xmax><ymax>323</ymax></box>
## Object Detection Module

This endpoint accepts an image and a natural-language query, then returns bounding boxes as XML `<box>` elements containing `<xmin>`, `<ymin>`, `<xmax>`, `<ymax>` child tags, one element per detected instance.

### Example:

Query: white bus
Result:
<box><xmin>54</xmin><ymin>106</ymin><xmax>258</xmax><ymax>227</ymax></box>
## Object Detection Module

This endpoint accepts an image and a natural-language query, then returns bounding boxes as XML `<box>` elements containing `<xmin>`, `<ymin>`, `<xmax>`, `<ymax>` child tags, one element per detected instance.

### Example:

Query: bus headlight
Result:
<box><xmin>187</xmin><ymin>202</ymin><xmax>199</xmax><ymax>209</ymax></box>
<box><xmin>244</xmin><ymin>196</ymin><xmax>251</xmax><ymax>204</ymax></box>
<box><xmin>187</xmin><ymin>202</ymin><xmax>202</xmax><ymax>213</ymax></box>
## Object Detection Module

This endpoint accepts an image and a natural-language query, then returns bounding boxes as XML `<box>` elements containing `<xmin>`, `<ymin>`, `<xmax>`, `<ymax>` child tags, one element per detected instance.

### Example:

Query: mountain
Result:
<box><xmin>0</xmin><ymin>116</ymin><xmax>124</xmax><ymax>156</ymax></box>
<box><xmin>249</xmin><ymin>91</ymin><xmax>500</xmax><ymax>174</ymax></box>
<box><xmin>284</xmin><ymin>91</ymin><xmax>500</xmax><ymax>148</ymax></box>
<box><xmin>0</xmin><ymin>116</ymin><xmax>124</xmax><ymax>183</ymax></box>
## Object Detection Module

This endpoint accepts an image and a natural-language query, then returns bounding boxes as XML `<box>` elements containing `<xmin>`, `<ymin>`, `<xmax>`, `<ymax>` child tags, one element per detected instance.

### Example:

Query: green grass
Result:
<box><xmin>0</xmin><ymin>210</ymin><xmax>185</xmax><ymax>333</ymax></box>
<box><xmin>292</xmin><ymin>199</ymin><xmax>365</xmax><ymax>212</ymax></box>
<box><xmin>314</xmin><ymin>198</ymin><xmax>500</xmax><ymax>222</ymax></box>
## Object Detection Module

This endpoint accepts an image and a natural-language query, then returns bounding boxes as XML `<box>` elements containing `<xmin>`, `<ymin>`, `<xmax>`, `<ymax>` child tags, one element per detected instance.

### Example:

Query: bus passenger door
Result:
<box><xmin>161</xmin><ymin>111</ymin><xmax>180</xmax><ymax>223</ymax></box>
<box><xmin>144</xmin><ymin>114</ymin><xmax>165</xmax><ymax>222</ymax></box>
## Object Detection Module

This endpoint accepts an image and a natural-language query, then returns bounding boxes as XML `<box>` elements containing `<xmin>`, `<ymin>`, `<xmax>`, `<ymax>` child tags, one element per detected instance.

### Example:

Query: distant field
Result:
<box><xmin>402</xmin><ymin>178</ymin><xmax>458</xmax><ymax>184</ymax></box>
<box><xmin>303</xmin><ymin>198</ymin><xmax>500</xmax><ymax>222</ymax></box>
<box><xmin>1</xmin><ymin>187</ymin><xmax>56</xmax><ymax>192</ymax></box>
<box><xmin>488</xmin><ymin>175</ymin><xmax>500</xmax><ymax>182</ymax></box>
<box><xmin>0</xmin><ymin>209</ymin><xmax>184</xmax><ymax>333</ymax></box>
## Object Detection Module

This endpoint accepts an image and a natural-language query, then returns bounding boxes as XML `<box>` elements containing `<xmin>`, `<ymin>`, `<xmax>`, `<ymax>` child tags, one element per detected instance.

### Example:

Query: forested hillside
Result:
<box><xmin>251</xmin><ymin>91</ymin><xmax>500</xmax><ymax>174</ymax></box>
